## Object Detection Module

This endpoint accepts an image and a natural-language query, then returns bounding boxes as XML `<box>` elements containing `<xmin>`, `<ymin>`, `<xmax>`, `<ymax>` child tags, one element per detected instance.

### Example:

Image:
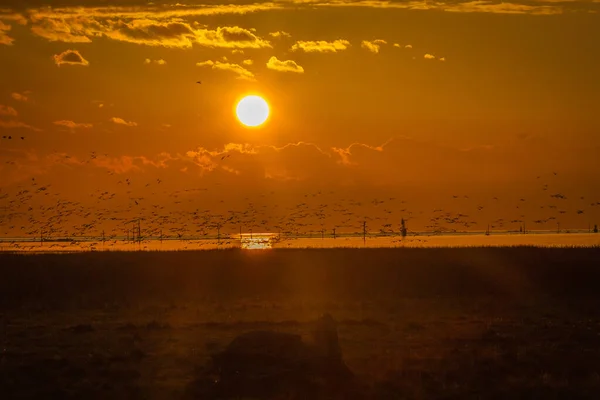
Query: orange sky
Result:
<box><xmin>1</xmin><ymin>1</ymin><xmax>600</xmax><ymax>237</ymax></box>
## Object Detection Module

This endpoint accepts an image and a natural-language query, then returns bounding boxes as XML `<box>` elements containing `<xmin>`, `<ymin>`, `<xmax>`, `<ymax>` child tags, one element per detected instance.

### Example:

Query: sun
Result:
<box><xmin>235</xmin><ymin>95</ymin><xmax>270</xmax><ymax>127</ymax></box>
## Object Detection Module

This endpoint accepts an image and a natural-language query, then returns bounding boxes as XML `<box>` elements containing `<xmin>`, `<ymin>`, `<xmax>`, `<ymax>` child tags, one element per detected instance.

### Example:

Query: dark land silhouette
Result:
<box><xmin>2</xmin><ymin>247</ymin><xmax>600</xmax><ymax>399</ymax></box>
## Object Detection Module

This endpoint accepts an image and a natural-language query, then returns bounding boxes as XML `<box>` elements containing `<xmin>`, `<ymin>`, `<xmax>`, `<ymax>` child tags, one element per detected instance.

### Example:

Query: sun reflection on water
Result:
<box><xmin>240</xmin><ymin>233</ymin><xmax>278</xmax><ymax>250</ymax></box>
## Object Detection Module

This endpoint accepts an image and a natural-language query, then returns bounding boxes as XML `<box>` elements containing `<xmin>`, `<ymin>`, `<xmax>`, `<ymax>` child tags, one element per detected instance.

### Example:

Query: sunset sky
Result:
<box><xmin>1</xmin><ymin>1</ymin><xmax>599</xmax><ymax>237</ymax></box>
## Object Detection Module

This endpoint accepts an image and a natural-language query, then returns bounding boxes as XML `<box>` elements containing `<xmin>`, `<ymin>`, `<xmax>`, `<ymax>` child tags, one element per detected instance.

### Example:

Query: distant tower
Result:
<box><xmin>594</xmin><ymin>224</ymin><xmax>598</xmax><ymax>234</ymax></box>
<box><xmin>400</xmin><ymin>218</ymin><xmax>407</xmax><ymax>238</ymax></box>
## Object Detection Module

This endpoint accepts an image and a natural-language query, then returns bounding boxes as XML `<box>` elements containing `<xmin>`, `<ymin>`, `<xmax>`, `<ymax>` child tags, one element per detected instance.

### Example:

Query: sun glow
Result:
<box><xmin>235</xmin><ymin>95</ymin><xmax>270</xmax><ymax>127</ymax></box>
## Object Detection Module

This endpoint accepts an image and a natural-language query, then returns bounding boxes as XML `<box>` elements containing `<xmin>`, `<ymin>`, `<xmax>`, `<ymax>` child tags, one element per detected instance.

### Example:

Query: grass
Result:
<box><xmin>1</xmin><ymin>247</ymin><xmax>600</xmax><ymax>399</ymax></box>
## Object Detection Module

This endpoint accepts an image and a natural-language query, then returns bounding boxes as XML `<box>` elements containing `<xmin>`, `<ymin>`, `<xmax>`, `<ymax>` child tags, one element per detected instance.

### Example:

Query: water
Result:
<box><xmin>1</xmin><ymin>232</ymin><xmax>599</xmax><ymax>253</ymax></box>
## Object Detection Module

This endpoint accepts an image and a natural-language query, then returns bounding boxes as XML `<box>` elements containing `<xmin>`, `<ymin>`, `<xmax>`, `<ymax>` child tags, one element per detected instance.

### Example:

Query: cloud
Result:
<box><xmin>0</xmin><ymin>20</ymin><xmax>13</xmax><ymax>45</ymax></box>
<box><xmin>0</xmin><ymin>11</ymin><xmax>27</xmax><ymax>25</ymax></box>
<box><xmin>0</xmin><ymin>119</ymin><xmax>41</xmax><ymax>131</ymax></box>
<box><xmin>53</xmin><ymin>120</ymin><xmax>93</xmax><ymax>129</ymax></box>
<box><xmin>110</xmin><ymin>117</ymin><xmax>137</xmax><ymax>127</ymax></box>
<box><xmin>11</xmin><ymin>92</ymin><xmax>28</xmax><ymax>102</ymax></box>
<box><xmin>291</xmin><ymin>39</ymin><xmax>350</xmax><ymax>53</ymax></box>
<box><xmin>183</xmin><ymin>141</ymin><xmax>331</xmax><ymax>180</ymax></box>
<box><xmin>196</xmin><ymin>60</ymin><xmax>255</xmax><ymax>81</ymax></box>
<box><xmin>0</xmin><ymin>105</ymin><xmax>17</xmax><ymax>117</ymax></box>
<box><xmin>266</xmin><ymin>56</ymin><xmax>304</xmax><ymax>73</ymax></box>
<box><xmin>196</xmin><ymin>60</ymin><xmax>215</xmax><ymax>67</ymax></box>
<box><xmin>405</xmin><ymin>44</ymin><xmax>413</xmax><ymax>49</ymax></box>
<box><xmin>361</xmin><ymin>39</ymin><xmax>386</xmax><ymax>53</ymax></box>
<box><xmin>29</xmin><ymin>9</ymin><xmax>273</xmax><ymax>50</ymax></box>
<box><xmin>311</xmin><ymin>0</ymin><xmax>571</xmax><ymax>15</ymax></box>
<box><xmin>242</xmin><ymin>59</ymin><xmax>253</xmax><ymax>65</ymax></box>
<box><xmin>439</xmin><ymin>57</ymin><xmax>446</xmax><ymax>61</ymax></box>
<box><xmin>88</xmin><ymin>153</ymin><xmax>175</xmax><ymax>174</ymax></box>
<box><xmin>331</xmin><ymin>139</ymin><xmax>392</xmax><ymax>166</ymax></box>
<box><xmin>106</xmin><ymin>21</ymin><xmax>200</xmax><ymax>48</ymax></box>
<box><xmin>144</xmin><ymin>58</ymin><xmax>166</xmax><ymax>65</ymax></box>
<box><xmin>53</xmin><ymin>49</ymin><xmax>89</xmax><ymax>66</ymax></box>
<box><xmin>424</xmin><ymin>53</ymin><xmax>436</xmax><ymax>59</ymax></box>
<box><xmin>269</xmin><ymin>30</ymin><xmax>291</xmax><ymax>38</ymax></box>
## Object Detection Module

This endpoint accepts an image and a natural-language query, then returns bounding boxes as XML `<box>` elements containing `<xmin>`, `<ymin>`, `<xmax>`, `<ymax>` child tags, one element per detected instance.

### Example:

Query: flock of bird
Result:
<box><xmin>0</xmin><ymin>159</ymin><xmax>598</xmax><ymax>251</ymax></box>
<box><xmin>1</xmin><ymin>136</ymin><xmax>25</xmax><ymax>140</ymax></box>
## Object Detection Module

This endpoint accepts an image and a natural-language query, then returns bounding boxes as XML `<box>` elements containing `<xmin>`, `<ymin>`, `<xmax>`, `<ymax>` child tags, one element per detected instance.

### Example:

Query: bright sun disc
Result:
<box><xmin>236</xmin><ymin>95</ymin><xmax>270</xmax><ymax>127</ymax></box>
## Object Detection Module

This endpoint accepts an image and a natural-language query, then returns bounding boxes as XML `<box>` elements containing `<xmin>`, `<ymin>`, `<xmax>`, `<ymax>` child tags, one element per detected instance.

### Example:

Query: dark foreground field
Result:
<box><xmin>2</xmin><ymin>247</ymin><xmax>600</xmax><ymax>399</ymax></box>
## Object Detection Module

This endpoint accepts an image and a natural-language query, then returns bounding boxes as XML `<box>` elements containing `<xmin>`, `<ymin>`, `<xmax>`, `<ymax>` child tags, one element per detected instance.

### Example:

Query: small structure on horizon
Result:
<box><xmin>594</xmin><ymin>224</ymin><xmax>598</xmax><ymax>233</ymax></box>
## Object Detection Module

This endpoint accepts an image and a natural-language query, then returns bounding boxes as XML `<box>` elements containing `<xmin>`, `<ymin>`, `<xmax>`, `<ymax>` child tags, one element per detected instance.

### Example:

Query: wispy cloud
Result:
<box><xmin>361</xmin><ymin>39</ymin><xmax>386</xmax><ymax>53</ymax></box>
<box><xmin>53</xmin><ymin>49</ymin><xmax>89</xmax><ymax>66</ymax></box>
<box><xmin>424</xmin><ymin>53</ymin><xmax>436</xmax><ymax>59</ymax></box>
<box><xmin>266</xmin><ymin>56</ymin><xmax>304</xmax><ymax>73</ymax></box>
<box><xmin>11</xmin><ymin>92</ymin><xmax>29</xmax><ymax>102</ymax></box>
<box><xmin>331</xmin><ymin>139</ymin><xmax>392</xmax><ymax>165</ymax></box>
<box><xmin>53</xmin><ymin>120</ymin><xmax>93</xmax><ymax>129</ymax></box>
<box><xmin>0</xmin><ymin>20</ymin><xmax>13</xmax><ymax>45</ymax></box>
<box><xmin>144</xmin><ymin>58</ymin><xmax>166</xmax><ymax>65</ymax></box>
<box><xmin>110</xmin><ymin>117</ymin><xmax>137</xmax><ymax>127</ymax></box>
<box><xmin>0</xmin><ymin>105</ymin><xmax>17</xmax><ymax>117</ymax></box>
<box><xmin>0</xmin><ymin>119</ymin><xmax>41</xmax><ymax>131</ymax></box>
<box><xmin>269</xmin><ymin>30</ymin><xmax>291</xmax><ymax>38</ymax></box>
<box><xmin>312</xmin><ymin>0</ymin><xmax>573</xmax><ymax>15</ymax></box>
<box><xmin>291</xmin><ymin>39</ymin><xmax>350</xmax><ymax>53</ymax></box>
<box><xmin>196</xmin><ymin>60</ymin><xmax>256</xmax><ymax>81</ymax></box>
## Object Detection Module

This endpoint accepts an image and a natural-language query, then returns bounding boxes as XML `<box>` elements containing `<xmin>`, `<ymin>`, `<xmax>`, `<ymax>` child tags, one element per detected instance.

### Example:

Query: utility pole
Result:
<box><xmin>333</xmin><ymin>227</ymin><xmax>336</xmax><ymax>239</ymax></box>
<box><xmin>557</xmin><ymin>222</ymin><xmax>560</xmax><ymax>234</ymax></box>
<box><xmin>138</xmin><ymin>219</ymin><xmax>141</xmax><ymax>244</ymax></box>
<box><xmin>102</xmin><ymin>230</ymin><xmax>105</xmax><ymax>243</ymax></box>
<box><xmin>217</xmin><ymin>223</ymin><xmax>221</xmax><ymax>244</ymax></box>
<box><xmin>400</xmin><ymin>218</ymin><xmax>407</xmax><ymax>238</ymax></box>
<box><xmin>160</xmin><ymin>228</ymin><xmax>163</xmax><ymax>243</ymax></box>
<box><xmin>363</xmin><ymin>220</ymin><xmax>367</xmax><ymax>244</ymax></box>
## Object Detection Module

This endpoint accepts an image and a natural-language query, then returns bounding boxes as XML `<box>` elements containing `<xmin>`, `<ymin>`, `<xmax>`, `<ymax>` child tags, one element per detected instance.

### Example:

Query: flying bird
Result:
<box><xmin>196</xmin><ymin>81</ymin><xmax>202</xmax><ymax>84</ymax></box>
